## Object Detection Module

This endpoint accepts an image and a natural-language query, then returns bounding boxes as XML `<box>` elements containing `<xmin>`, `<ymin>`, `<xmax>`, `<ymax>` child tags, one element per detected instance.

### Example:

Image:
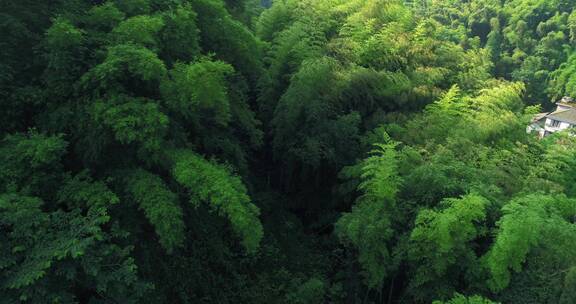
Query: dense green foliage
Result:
<box><xmin>2</xmin><ymin>0</ymin><xmax>576</xmax><ymax>303</ymax></box>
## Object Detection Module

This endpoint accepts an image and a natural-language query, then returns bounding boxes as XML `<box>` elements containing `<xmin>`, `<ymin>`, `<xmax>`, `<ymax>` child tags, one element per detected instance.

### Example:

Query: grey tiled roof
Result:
<box><xmin>547</xmin><ymin>108</ymin><xmax>576</xmax><ymax>124</ymax></box>
<box><xmin>532</xmin><ymin>112</ymin><xmax>549</xmax><ymax>123</ymax></box>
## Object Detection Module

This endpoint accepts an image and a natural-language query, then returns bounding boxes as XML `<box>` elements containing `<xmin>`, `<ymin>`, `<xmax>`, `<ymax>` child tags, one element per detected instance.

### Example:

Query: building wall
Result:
<box><xmin>544</xmin><ymin>118</ymin><xmax>572</xmax><ymax>134</ymax></box>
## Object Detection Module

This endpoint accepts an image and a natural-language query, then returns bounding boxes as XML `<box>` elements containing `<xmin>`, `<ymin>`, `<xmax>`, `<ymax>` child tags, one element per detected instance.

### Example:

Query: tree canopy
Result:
<box><xmin>2</xmin><ymin>0</ymin><xmax>576</xmax><ymax>303</ymax></box>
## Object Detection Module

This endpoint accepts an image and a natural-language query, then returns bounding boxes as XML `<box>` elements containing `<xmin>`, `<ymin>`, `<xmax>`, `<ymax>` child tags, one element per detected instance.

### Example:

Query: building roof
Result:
<box><xmin>547</xmin><ymin>108</ymin><xmax>576</xmax><ymax>124</ymax></box>
<box><xmin>532</xmin><ymin>112</ymin><xmax>549</xmax><ymax>123</ymax></box>
<box><xmin>556</xmin><ymin>102</ymin><xmax>575</xmax><ymax>108</ymax></box>
<box><xmin>555</xmin><ymin>96</ymin><xmax>575</xmax><ymax>108</ymax></box>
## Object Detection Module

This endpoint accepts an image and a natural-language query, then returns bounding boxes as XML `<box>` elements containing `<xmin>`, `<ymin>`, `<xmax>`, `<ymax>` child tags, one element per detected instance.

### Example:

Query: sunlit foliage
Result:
<box><xmin>3</xmin><ymin>0</ymin><xmax>576</xmax><ymax>302</ymax></box>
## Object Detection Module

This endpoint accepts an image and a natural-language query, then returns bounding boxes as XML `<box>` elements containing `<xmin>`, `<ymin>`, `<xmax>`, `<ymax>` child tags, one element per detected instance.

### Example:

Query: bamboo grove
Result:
<box><xmin>2</xmin><ymin>0</ymin><xmax>576</xmax><ymax>303</ymax></box>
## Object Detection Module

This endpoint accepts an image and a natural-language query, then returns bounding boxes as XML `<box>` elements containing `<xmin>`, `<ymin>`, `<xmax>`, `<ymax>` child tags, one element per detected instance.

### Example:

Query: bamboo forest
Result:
<box><xmin>3</xmin><ymin>0</ymin><xmax>576</xmax><ymax>303</ymax></box>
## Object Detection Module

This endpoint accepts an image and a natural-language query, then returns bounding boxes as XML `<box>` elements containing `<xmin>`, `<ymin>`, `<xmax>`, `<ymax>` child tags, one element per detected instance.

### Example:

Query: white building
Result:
<box><xmin>528</xmin><ymin>97</ymin><xmax>576</xmax><ymax>138</ymax></box>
